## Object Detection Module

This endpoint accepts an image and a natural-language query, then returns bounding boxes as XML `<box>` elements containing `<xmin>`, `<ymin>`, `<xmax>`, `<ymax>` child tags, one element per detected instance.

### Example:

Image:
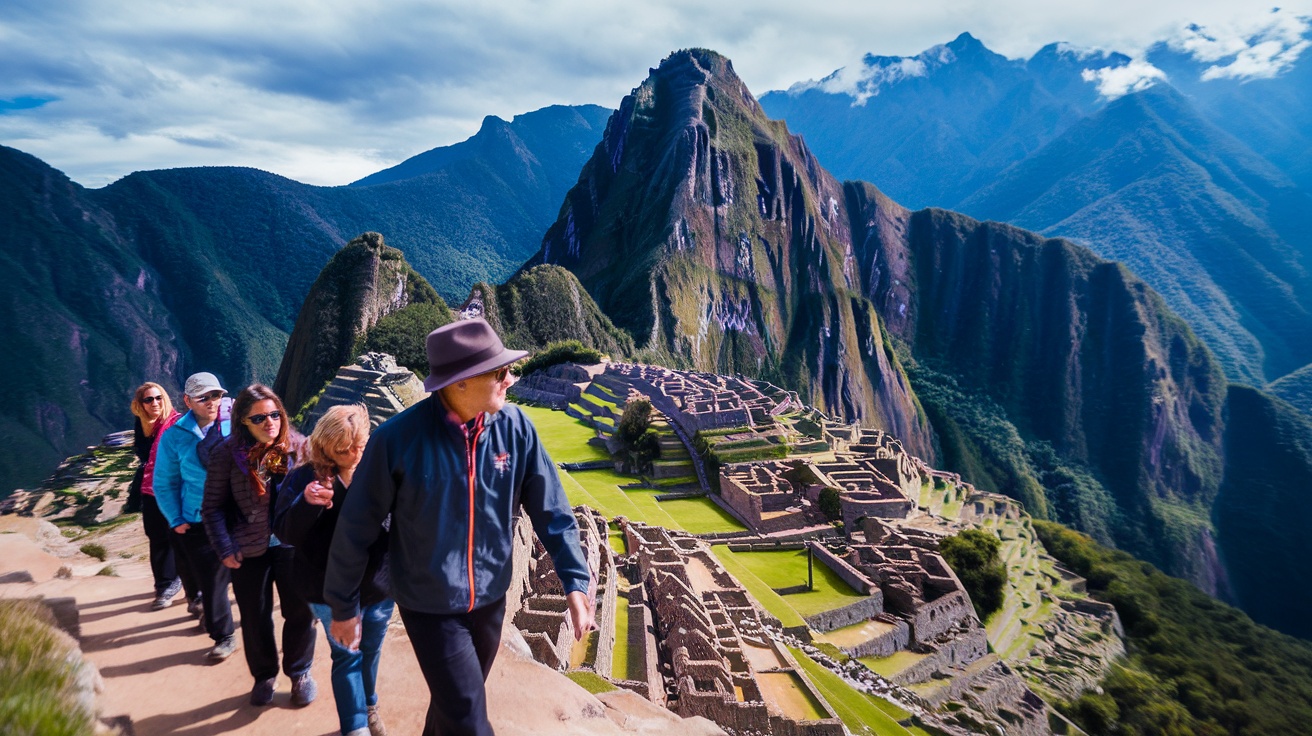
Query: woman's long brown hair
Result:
<box><xmin>231</xmin><ymin>384</ymin><xmax>291</xmax><ymax>498</ymax></box>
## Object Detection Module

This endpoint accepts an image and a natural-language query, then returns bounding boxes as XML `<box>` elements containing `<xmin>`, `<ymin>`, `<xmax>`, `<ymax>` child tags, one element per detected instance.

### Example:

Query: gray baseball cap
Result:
<box><xmin>183</xmin><ymin>372</ymin><xmax>226</xmax><ymax>398</ymax></box>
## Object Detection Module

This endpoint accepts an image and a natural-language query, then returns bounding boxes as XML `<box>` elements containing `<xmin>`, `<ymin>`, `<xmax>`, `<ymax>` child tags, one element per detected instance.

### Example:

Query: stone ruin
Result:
<box><xmin>717</xmin><ymin>427</ymin><xmax>919</xmax><ymax>537</ymax></box>
<box><xmin>623</xmin><ymin>520</ymin><xmax>844</xmax><ymax>736</ymax></box>
<box><xmin>508</xmin><ymin>362</ymin><xmax>605</xmax><ymax>410</ymax></box>
<box><xmin>507</xmin><ymin>506</ymin><xmax>614</xmax><ymax>673</ymax></box>
<box><xmin>301</xmin><ymin>352</ymin><xmax>426</xmax><ymax>432</ymax></box>
<box><xmin>603</xmin><ymin>363</ymin><xmax>798</xmax><ymax>436</ymax></box>
<box><xmin>0</xmin><ymin>431</ymin><xmax>137</xmax><ymax>524</ymax></box>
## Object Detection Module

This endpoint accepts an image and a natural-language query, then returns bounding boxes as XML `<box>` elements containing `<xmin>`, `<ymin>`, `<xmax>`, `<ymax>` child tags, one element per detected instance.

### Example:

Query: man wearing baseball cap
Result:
<box><xmin>154</xmin><ymin>371</ymin><xmax>238</xmax><ymax>661</ymax></box>
<box><xmin>325</xmin><ymin>319</ymin><xmax>595</xmax><ymax>736</ymax></box>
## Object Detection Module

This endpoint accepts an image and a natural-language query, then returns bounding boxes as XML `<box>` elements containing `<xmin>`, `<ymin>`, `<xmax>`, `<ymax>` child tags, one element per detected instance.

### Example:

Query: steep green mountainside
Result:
<box><xmin>1268</xmin><ymin>363</ymin><xmax>1312</xmax><ymax>417</ymax></box>
<box><xmin>1036</xmin><ymin>521</ymin><xmax>1312</xmax><ymax>734</ymax></box>
<box><xmin>850</xmin><ymin>188</ymin><xmax>1228</xmax><ymax>589</ymax></box>
<box><xmin>1213</xmin><ymin>386</ymin><xmax>1312</xmax><ymax>638</ymax></box>
<box><xmin>0</xmin><ymin>147</ymin><xmax>184</xmax><ymax>498</ymax></box>
<box><xmin>274</xmin><ymin>232</ymin><xmax>448</xmax><ymax>413</ymax></box>
<box><xmin>1146</xmin><ymin>34</ymin><xmax>1312</xmax><ymax>191</ymax></box>
<box><xmin>526</xmin><ymin>49</ymin><xmax>935</xmax><ymax>459</ymax></box>
<box><xmin>466</xmin><ymin>265</ymin><xmax>637</xmax><ymax>356</ymax></box>
<box><xmin>527</xmin><ymin>49</ymin><xmax>1260</xmax><ymax>615</ymax></box>
<box><xmin>961</xmin><ymin>86</ymin><xmax>1312</xmax><ymax>385</ymax></box>
<box><xmin>0</xmin><ymin>104</ymin><xmax>607</xmax><ymax>493</ymax></box>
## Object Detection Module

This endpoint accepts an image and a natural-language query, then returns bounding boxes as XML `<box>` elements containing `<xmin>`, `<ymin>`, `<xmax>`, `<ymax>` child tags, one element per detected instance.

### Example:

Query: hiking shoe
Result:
<box><xmin>367</xmin><ymin>705</ymin><xmax>388</xmax><ymax>736</ymax></box>
<box><xmin>250</xmin><ymin>677</ymin><xmax>276</xmax><ymax>706</ymax></box>
<box><xmin>186</xmin><ymin>595</ymin><xmax>203</xmax><ymax>618</ymax></box>
<box><xmin>151</xmin><ymin>579</ymin><xmax>183</xmax><ymax>610</ymax></box>
<box><xmin>290</xmin><ymin>673</ymin><xmax>317</xmax><ymax>707</ymax></box>
<box><xmin>206</xmin><ymin>635</ymin><xmax>238</xmax><ymax>662</ymax></box>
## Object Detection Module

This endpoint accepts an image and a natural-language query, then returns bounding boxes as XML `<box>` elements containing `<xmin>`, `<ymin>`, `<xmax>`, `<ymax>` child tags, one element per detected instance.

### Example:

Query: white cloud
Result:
<box><xmin>789</xmin><ymin>55</ymin><xmax>934</xmax><ymax>105</ymax></box>
<box><xmin>1081</xmin><ymin>60</ymin><xmax>1168</xmax><ymax>99</ymax></box>
<box><xmin>1171</xmin><ymin>8</ymin><xmax>1312</xmax><ymax>81</ymax></box>
<box><xmin>1</xmin><ymin>1</ymin><xmax>1310</xmax><ymax>187</ymax></box>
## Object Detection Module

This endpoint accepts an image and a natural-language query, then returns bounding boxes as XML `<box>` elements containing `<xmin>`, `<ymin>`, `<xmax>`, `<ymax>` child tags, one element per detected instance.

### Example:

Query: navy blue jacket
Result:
<box><xmin>274</xmin><ymin>465</ymin><xmax>390</xmax><ymax>607</ymax></box>
<box><xmin>323</xmin><ymin>395</ymin><xmax>590</xmax><ymax>620</ymax></box>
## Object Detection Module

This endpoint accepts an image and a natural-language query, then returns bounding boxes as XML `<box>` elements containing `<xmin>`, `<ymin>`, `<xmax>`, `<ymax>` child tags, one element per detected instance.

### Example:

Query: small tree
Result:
<box><xmin>939</xmin><ymin>529</ymin><xmax>1007</xmax><ymax>619</ymax></box>
<box><xmin>818</xmin><ymin>487</ymin><xmax>843</xmax><ymax>521</ymax></box>
<box><xmin>616</xmin><ymin>399</ymin><xmax>659</xmax><ymax>472</ymax></box>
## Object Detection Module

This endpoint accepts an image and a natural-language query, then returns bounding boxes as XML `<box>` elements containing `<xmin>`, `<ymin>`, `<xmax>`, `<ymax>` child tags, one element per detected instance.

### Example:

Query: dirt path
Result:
<box><xmin>1</xmin><ymin>516</ymin><xmax>724</xmax><ymax>736</ymax></box>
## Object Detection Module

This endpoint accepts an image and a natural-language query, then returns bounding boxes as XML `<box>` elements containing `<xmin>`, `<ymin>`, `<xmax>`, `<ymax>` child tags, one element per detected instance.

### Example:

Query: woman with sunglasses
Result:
<box><xmin>274</xmin><ymin>404</ymin><xmax>391</xmax><ymax>736</ymax></box>
<box><xmin>202</xmin><ymin>383</ymin><xmax>317</xmax><ymax>707</ymax></box>
<box><xmin>129</xmin><ymin>382</ymin><xmax>196</xmax><ymax>611</ymax></box>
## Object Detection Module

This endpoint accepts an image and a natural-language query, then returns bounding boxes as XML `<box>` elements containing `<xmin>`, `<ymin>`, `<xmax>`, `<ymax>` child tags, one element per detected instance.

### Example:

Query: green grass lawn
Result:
<box><xmin>565</xmin><ymin>670</ymin><xmax>617</xmax><ymax>694</ymax></box>
<box><xmin>710</xmin><ymin>548</ymin><xmax>807</xmax><ymax>628</ymax></box>
<box><xmin>612</xmin><ymin>593</ymin><xmax>633</xmax><ymax>680</ymax></box>
<box><xmin>718</xmin><ymin>548</ymin><xmax>866</xmax><ymax>618</ymax></box>
<box><xmin>790</xmin><ymin>647</ymin><xmax>917</xmax><ymax>736</ymax></box>
<box><xmin>658</xmin><ymin>497</ymin><xmax>747</xmax><ymax>534</ymax></box>
<box><xmin>858</xmin><ymin>649</ymin><xmax>927</xmax><ymax>678</ymax></box>
<box><xmin>516</xmin><ymin>404</ymin><xmax>610</xmax><ymax>464</ymax></box>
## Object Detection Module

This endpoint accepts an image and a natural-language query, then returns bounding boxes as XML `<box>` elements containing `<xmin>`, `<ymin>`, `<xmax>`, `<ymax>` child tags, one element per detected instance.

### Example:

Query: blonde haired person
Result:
<box><xmin>128</xmin><ymin>382</ymin><xmax>194</xmax><ymax>611</ymax></box>
<box><xmin>275</xmin><ymin>404</ymin><xmax>391</xmax><ymax>736</ymax></box>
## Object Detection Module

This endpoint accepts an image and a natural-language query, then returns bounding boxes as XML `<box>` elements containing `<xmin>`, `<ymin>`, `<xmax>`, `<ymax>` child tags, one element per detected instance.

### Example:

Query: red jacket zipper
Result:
<box><xmin>464</xmin><ymin>415</ymin><xmax>485</xmax><ymax>612</ymax></box>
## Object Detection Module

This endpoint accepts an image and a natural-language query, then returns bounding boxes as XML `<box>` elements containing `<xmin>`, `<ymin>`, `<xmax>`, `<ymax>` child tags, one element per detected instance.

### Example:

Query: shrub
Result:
<box><xmin>818</xmin><ymin>487</ymin><xmax>843</xmax><ymax>521</ymax></box>
<box><xmin>79</xmin><ymin>543</ymin><xmax>107</xmax><ymax>562</ymax></box>
<box><xmin>517</xmin><ymin>340</ymin><xmax>604</xmax><ymax>378</ymax></box>
<box><xmin>938</xmin><ymin>529</ymin><xmax>1006</xmax><ymax>618</ymax></box>
<box><xmin>616</xmin><ymin>398</ymin><xmax>660</xmax><ymax>472</ymax></box>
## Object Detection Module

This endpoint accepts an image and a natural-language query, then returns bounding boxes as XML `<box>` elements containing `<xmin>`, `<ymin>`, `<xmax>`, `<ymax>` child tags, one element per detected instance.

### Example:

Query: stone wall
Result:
<box><xmin>890</xmin><ymin>625</ymin><xmax>990</xmax><ymax>686</ymax></box>
<box><xmin>807</xmin><ymin>542</ymin><xmax>879</xmax><ymax>595</ymax></box>
<box><xmin>841</xmin><ymin>616</ymin><xmax>911</xmax><ymax>658</ymax></box>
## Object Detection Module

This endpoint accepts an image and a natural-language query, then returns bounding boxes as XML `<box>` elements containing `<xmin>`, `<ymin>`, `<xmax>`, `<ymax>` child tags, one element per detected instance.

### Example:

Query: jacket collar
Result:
<box><xmin>429</xmin><ymin>392</ymin><xmax>502</xmax><ymax>438</ymax></box>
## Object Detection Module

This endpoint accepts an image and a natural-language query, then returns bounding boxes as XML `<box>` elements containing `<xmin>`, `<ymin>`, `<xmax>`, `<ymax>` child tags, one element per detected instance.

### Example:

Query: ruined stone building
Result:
<box><xmin>301</xmin><ymin>352</ymin><xmax>426</xmax><ymax>432</ymax></box>
<box><xmin>624</xmin><ymin>522</ymin><xmax>844</xmax><ymax>736</ymax></box>
<box><xmin>508</xmin><ymin>506</ymin><xmax>617</xmax><ymax>674</ymax></box>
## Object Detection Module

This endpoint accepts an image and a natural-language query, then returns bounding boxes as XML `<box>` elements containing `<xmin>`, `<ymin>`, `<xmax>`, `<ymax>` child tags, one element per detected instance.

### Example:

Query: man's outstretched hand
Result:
<box><xmin>331</xmin><ymin>616</ymin><xmax>363</xmax><ymax>652</ymax></box>
<box><xmin>566</xmin><ymin>590</ymin><xmax>596</xmax><ymax>641</ymax></box>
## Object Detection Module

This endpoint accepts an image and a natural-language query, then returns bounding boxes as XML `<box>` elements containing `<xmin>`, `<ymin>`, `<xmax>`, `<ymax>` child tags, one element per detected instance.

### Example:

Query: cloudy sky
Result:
<box><xmin>2</xmin><ymin>1</ymin><xmax>1308</xmax><ymax>188</ymax></box>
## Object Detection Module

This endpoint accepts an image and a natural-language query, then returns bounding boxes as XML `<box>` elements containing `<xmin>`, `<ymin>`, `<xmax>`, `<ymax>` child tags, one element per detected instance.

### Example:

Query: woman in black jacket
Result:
<box><xmin>202</xmin><ymin>383</ymin><xmax>316</xmax><ymax>707</ymax></box>
<box><xmin>275</xmin><ymin>404</ymin><xmax>390</xmax><ymax>736</ymax></box>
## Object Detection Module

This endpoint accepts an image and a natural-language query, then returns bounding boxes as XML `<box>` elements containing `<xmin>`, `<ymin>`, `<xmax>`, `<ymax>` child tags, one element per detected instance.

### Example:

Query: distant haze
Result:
<box><xmin>0</xmin><ymin>1</ymin><xmax>1307</xmax><ymax>187</ymax></box>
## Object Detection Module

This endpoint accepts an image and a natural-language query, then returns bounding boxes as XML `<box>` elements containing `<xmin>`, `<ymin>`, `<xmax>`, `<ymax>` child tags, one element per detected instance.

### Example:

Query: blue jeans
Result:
<box><xmin>309</xmin><ymin>599</ymin><xmax>395</xmax><ymax>734</ymax></box>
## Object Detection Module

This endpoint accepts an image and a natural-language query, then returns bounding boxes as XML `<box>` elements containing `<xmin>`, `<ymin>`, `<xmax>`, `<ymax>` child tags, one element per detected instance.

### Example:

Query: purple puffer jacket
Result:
<box><xmin>202</xmin><ymin>433</ymin><xmax>304</xmax><ymax>560</ymax></box>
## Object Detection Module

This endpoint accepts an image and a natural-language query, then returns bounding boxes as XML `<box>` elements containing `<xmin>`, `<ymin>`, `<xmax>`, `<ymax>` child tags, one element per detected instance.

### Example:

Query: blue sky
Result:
<box><xmin>1</xmin><ymin>1</ymin><xmax>1307</xmax><ymax>187</ymax></box>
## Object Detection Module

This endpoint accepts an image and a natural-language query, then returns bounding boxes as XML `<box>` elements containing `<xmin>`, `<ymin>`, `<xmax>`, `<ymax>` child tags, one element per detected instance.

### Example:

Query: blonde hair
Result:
<box><xmin>309</xmin><ymin>404</ymin><xmax>370</xmax><ymax>478</ymax></box>
<box><xmin>130</xmin><ymin>382</ymin><xmax>175</xmax><ymax>426</ymax></box>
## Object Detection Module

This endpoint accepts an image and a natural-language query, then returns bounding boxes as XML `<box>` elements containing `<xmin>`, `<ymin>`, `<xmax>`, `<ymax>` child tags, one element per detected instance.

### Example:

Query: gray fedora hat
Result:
<box><xmin>423</xmin><ymin>318</ymin><xmax>527</xmax><ymax>392</ymax></box>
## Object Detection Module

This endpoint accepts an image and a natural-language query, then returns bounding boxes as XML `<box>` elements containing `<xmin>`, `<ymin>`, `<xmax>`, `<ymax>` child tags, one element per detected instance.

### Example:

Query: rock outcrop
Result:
<box><xmin>526</xmin><ymin>50</ymin><xmax>934</xmax><ymax>459</ymax></box>
<box><xmin>274</xmin><ymin>232</ymin><xmax>446</xmax><ymax>413</ymax></box>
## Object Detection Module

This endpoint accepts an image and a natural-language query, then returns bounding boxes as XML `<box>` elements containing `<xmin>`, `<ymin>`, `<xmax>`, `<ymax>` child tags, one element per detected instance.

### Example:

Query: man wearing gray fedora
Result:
<box><xmin>324</xmin><ymin>318</ymin><xmax>594</xmax><ymax>736</ymax></box>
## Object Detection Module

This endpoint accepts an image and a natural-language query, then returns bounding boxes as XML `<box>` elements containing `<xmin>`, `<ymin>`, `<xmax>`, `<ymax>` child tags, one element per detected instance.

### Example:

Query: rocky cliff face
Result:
<box><xmin>273</xmin><ymin>232</ymin><xmax>444</xmax><ymax>413</ymax></box>
<box><xmin>848</xmin><ymin>190</ymin><xmax>1227</xmax><ymax>582</ymax></box>
<box><xmin>0</xmin><ymin>147</ymin><xmax>184</xmax><ymax>496</ymax></box>
<box><xmin>526</xmin><ymin>49</ymin><xmax>1234</xmax><ymax>598</ymax></box>
<box><xmin>527</xmin><ymin>49</ymin><xmax>934</xmax><ymax>459</ymax></box>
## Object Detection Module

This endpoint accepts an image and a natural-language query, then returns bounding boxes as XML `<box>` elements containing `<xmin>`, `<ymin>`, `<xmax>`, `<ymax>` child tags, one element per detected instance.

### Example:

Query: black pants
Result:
<box><xmin>174</xmin><ymin>524</ymin><xmax>233</xmax><ymax>642</ymax></box>
<box><xmin>141</xmin><ymin>494</ymin><xmax>195</xmax><ymax>598</ymax></box>
<box><xmin>399</xmin><ymin>597</ymin><xmax>506</xmax><ymax>736</ymax></box>
<box><xmin>230</xmin><ymin>545</ymin><xmax>316</xmax><ymax>682</ymax></box>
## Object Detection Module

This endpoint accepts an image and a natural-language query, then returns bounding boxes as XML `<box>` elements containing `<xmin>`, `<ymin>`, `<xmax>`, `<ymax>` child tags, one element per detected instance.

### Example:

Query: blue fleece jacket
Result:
<box><xmin>324</xmin><ymin>395</ymin><xmax>590</xmax><ymax>620</ymax></box>
<box><xmin>153</xmin><ymin>410</ymin><xmax>231</xmax><ymax>528</ymax></box>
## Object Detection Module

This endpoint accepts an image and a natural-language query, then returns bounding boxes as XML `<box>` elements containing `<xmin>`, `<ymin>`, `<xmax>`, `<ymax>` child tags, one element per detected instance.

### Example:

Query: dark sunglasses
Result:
<box><xmin>141</xmin><ymin>395</ymin><xmax>164</xmax><ymax>404</ymax></box>
<box><xmin>194</xmin><ymin>391</ymin><xmax>224</xmax><ymax>404</ymax></box>
<box><xmin>246</xmin><ymin>411</ymin><xmax>282</xmax><ymax>426</ymax></box>
<box><xmin>485</xmin><ymin>365</ymin><xmax>511</xmax><ymax>383</ymax></box>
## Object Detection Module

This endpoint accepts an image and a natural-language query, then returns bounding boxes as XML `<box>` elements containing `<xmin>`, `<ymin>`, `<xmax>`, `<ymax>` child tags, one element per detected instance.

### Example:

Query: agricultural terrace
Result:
<box><xmin>711</xmin><ymin>547</ymin><xmax>866</xmax><ymax>621</ymax></box>
<box><xmin>789</xmin><ymin>647</ymin><xmax>926</xmax><ymax>736</ymax></box>
<box><xmin>521</xmin><ymin>403</ymin><xmax>746</xmax><ymax>534</ymax></box>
